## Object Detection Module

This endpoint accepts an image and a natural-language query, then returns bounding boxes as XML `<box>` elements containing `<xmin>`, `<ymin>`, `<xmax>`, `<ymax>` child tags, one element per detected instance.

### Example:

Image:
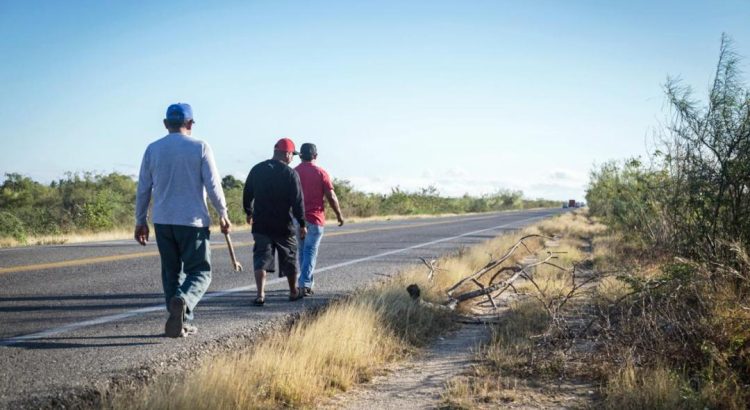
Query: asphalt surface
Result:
<box><xmin>0</xmin><ymin>208</ymin><xmax>562</xmax><ymax>408</ymax></box>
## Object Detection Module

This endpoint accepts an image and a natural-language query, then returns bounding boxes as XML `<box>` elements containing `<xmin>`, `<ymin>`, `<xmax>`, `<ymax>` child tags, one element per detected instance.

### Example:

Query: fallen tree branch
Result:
<box><xmin>446</xmin><ymin>234</ymin><xmax>554</xmax><ymax>297</ymax></box>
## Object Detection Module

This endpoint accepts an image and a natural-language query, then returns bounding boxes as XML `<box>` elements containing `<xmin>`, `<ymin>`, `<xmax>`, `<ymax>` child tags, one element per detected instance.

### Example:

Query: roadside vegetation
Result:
<box><xmin>0</xmin><ymin>172</ymin><xmax>557</xmax><ymax>247</ymax></box>
<box><xmin>440</xmin><ymin>211</ymin><xmax>604</xmax><ymax>409</ymax></box>
<box><xmin>441</xmin><ymin>35</ymin><xmax>750</xmax><ymax>410</ymax></box>
<box><xmin>111</xmin><ymin>288</ymin><xmax>450</xmax><ymax>409</ymax></box>
<box><xmin>97</xmin><ymin>198</ymin><xmax>601</xmax><ymax>409</ymax></box>
<box><xmin>586</xmin><ymin>35</ymin><xmax>750</xmax><ymax>409</ymax></box>
<box><xmin>105</xmin><ymin>214</ymin><xmax>555</xmax><ymax>409</ymax></box>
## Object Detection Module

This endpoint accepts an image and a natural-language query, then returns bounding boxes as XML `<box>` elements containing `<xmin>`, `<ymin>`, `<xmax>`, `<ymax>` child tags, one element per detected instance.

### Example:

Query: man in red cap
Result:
<box><xmin>243</xmin><ymin>138</ymin><xmax>307</xmax><ymax>305</ymax></box>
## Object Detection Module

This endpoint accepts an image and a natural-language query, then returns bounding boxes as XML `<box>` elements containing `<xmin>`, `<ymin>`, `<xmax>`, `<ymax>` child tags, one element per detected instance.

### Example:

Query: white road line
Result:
<box><xmin>0</xmin><ymin>215</ymin><xmax>545</xmax><ymax>346</ymax></box>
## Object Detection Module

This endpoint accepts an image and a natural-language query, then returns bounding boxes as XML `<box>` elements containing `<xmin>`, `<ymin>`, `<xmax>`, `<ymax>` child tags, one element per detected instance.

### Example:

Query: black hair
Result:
<box><xmin>165</xmin><ymin>119</ymin><xmax>191</xmax><ymax>131</ymax></box>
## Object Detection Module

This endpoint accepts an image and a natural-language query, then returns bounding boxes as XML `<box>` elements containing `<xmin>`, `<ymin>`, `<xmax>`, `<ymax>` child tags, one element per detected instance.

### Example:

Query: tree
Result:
<box><xmin>222</xmin><ymin>175</ymin><xmax>243</xmax><ymax>190</ymax></box>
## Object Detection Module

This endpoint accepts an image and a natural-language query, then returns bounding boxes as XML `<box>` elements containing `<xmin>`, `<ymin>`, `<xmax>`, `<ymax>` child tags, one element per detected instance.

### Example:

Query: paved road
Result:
<box><xmin>0</xmin><ymin>209</ymin><xmax>562</xmax><ymax>408</ymax></box>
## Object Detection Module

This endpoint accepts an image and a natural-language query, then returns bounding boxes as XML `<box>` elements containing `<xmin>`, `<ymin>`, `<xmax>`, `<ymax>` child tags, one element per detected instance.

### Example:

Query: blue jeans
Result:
<box><xmin>154</xmin><ymin>224</ymin><xmax>212</xmax><ymax>321</ymax></box>
<box><xmin>297</xmin><ymin>223</ymin><xmax>324</xmax><ymax>289</ymax></box>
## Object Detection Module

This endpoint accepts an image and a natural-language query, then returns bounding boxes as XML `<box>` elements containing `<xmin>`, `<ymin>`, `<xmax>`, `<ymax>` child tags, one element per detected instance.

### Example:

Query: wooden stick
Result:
<box><xmin>224</xmin><ymin>233</ymin><xmax>243</xmax><ymax>272</ymax></box>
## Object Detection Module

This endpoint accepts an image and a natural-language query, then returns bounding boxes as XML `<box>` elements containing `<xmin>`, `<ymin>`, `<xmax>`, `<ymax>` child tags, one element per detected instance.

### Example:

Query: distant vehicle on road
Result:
<box><xmin>568</xmin><ymin>199</ymin><xmax>577</xmax><ymax>208</ymax></box>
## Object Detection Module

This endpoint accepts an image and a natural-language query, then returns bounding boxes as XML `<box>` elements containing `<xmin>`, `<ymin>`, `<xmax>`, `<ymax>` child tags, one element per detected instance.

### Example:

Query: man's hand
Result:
<box><xmin>134</xmin><ymin>225</ymin><xmax>149</xmax><ymax>246</ymax></box>
<box><xmin>299</xmin><ymin>226</ymin><xmax>308</xmax><ymax>241</ymax></box>
<box><xmin>337</xmin><ymin>215</ymin><xmax>345</xmax><ymax>227</ymax></box>
<box><xmin>246</xmin><ymin>215</ymin><xmax>253</xmax><ymax>226</ymax></box>
<box><xmin>220</xmin><ymin>216</ymin><xmax>232</xmax><ymax>235</ymax></box>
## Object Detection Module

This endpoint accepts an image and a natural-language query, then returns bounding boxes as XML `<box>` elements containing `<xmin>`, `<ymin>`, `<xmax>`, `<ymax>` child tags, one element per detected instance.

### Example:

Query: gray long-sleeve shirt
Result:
<box><xmin>135</xmin><ymin>133</ymin><xmax>228</xmax><ymax>227</ymax></box>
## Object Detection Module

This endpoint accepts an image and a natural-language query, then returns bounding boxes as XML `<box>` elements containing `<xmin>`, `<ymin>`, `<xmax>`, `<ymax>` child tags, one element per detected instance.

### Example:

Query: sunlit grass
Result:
<box><xmin>109</xmin><ymin>212</ymin><xmax>577</xmax><ymax>409</ymax></box>
<box><xmin>122</xmin><ymin>300</ymin><xmax>403</xmax><ymax>409</ymax></box>
<box><xmin>113</xmin><ymin>280</ymin><xmax>452</xmax><ymax>410</ymax></box>
<box><xmin>603</xmin><ymin>361</ymin><xmax>695</xmax><ymax>410</ymax></box>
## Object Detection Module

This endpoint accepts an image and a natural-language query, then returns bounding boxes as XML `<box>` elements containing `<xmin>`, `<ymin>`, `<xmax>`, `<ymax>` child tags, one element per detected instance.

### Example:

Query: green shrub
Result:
<box><xmin>0</xmin><ymin>211</ymin><xmax>27</xmax><ymax>243</ymax></box>
<box><xmin>585</xmin><ymin>34</ymin><xmax>750</xmax><ymax>409</ymax></box>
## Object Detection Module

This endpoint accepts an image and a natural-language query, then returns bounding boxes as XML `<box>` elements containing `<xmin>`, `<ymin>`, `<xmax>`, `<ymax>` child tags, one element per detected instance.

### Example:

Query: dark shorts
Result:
<box><xmin>252</xmin><ymin>233</ymin><xmax>298</xmax><ymax>275</ymax></box>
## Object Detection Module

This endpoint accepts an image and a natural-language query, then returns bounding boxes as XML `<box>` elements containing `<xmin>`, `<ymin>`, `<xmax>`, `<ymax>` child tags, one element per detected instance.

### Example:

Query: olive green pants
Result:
<box><xmin>154</xmin><ymin>224</ymin><xmax>212</xmax><ymax>320</ymax></box>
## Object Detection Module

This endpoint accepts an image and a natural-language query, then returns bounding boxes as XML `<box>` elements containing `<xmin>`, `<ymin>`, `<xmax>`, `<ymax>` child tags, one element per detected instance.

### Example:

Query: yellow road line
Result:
<box><xmin>0</xmin><ymin>214</ymin><xmax>500</xmax><ymax>275</ymax></box>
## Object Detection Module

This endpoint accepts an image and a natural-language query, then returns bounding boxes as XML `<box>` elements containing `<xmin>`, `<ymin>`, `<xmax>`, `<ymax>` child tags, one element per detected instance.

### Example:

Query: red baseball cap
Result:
<box><xmin>274</xmin><ymin>138</ymin><xmax>299</xmax><ymax>155</ymax></box>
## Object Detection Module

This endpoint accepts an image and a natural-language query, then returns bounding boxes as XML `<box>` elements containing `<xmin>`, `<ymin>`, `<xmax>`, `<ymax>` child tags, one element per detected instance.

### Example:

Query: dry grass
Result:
<box><xmin>593</xmin><ymin>276</ymin><xmax>632</xmax><ymax>305</ymax></box>
<box><xmin>603</xmin><ymin>361</ymin><xmax>695</xmax><ymax>410</ymax></box>
<box><xmin>439</xmin><ymin>301</ymin><xmax>554</xmax><ymax>408</ymax></box>
<box><xmin>107</xmin><ymin>211</ymin><xmax>592</xmax><ymax>410</ymax></box>
<box><xmin>343</xmin><ymin>211</ymin><xmax>478</xmax><ymax>224</ymax></box>
<box><xmin>112</xmin><ymin>280</ymin><xmax>453</xmax><ymax>410</ymax></box>
<box><xmin>0</xmin><ymin>224</ymin><xmax>255</xmax><ymax>248</ymax></box>
<box><xmin>484</xmin><ymin>301</ymin><xmax>550</xmax><ymax>371</ymax></box>
<box><xmin>119</xmin><ymin>300</ymin><xmax>404</xmax><ymax>409</ymax></box>
<box><xmin>445</xmin><ymin>210</ymin><xmax>750</xmax><ymax>409</ymax></box>
<box><xmin>112</xmin><ymin>227</ymin><xmax>511</xmax><ymax>409</ymax></box>
<box><xmin>535</xmin><ymin>210</ymin><xmax>606</xmax><ymax>239</ymax></box>
<box><xmin>439</xmin><ymin>213</ymin><xmax>599</xmax><ymax>408</ymax></box>
<box><xmin>0</xmin><ymin>229</ymin><xmax>134</xmax><ymax>247</ymax></box>
<box><xmin>441</xmin><ymin>374</ymin><xmax>521</xmax><ymax>409</ymax></box>
<box><xmin>441</xmin><ymin>300</ymin><xmax>575</xmax><ymax>409</ymax></box>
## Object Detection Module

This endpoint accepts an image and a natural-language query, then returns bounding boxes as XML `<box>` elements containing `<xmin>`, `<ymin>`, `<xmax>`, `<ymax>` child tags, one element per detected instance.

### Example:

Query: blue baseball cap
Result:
<box><xmin>165</xmin><ymin>103</ymin><xmax>194</xmax><ymax>124</ymax></box>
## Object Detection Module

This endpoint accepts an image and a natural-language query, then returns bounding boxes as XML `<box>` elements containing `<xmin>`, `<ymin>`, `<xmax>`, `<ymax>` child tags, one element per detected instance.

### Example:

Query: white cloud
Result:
<box><xmin>347</xmin><ymin>168</ymin><xmax>519</xmax><ymax>197</ymax></box>
<box><xmin>346</xmin><ymin>167</ymin><xmax>588</xmax><ymax>200</ymax></box>
<box><xmin>525</xmin><ymin>169</ymin><xmax>588</xmax><ymax>200</ymax></box>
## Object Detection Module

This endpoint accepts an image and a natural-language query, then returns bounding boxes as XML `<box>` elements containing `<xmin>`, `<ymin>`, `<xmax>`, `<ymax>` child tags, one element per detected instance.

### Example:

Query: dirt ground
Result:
<box><xmin>321</xmin><ymin>324</ymin><xmax>492</xmax><ymax>409</ymax></box>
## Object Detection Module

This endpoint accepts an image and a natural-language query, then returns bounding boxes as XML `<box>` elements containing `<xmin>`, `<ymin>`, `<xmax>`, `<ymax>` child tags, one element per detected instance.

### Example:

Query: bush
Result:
<box><xmin>0</xmin><ymin>211</ymin><xmax>27</xmax><ymax>243</ymax></box>
<box><xmin>587</xmin><ymin>34</ymin><xmax>750</xmax><ymax>266</ymax></box>
<box><xmin>0</xmin><ymin>172</ymin><xmax>558</xmax><ymax>240</ymax></box>
<box><xmin>585</xmin><ymin>34</ymin><xmax>750</xmax><ymax>408</ymax></box>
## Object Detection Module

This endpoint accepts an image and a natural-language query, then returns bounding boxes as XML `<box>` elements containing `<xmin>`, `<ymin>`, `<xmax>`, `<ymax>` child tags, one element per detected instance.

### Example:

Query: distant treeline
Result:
<box><xmin>0</xmin><ymin>172</ymin><xmax>558</xmax><ymax>243</ymax></box>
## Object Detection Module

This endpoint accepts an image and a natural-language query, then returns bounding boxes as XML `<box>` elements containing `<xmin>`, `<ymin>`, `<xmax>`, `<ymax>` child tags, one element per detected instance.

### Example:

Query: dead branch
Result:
<box><xmin>453</xmin><ymin>264</ymin><xmax>531</xmax><ymax>302</ymax></box>
<box><xmin>445</xmin><ymin>234</ymin><xmax>554</xmax><ymax>296</ymax></box>
<box><xmin>418</xmin><ymin>257</ymin><xmax>441</xmax><ymax>282</ymax></box>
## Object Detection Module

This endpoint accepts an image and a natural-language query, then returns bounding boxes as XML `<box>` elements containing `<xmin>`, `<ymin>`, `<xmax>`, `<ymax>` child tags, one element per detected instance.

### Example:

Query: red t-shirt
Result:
<box><xmin>294</xmin><ymin>161</ymin><xmax>334</xmax><ymax>226</ymax></box>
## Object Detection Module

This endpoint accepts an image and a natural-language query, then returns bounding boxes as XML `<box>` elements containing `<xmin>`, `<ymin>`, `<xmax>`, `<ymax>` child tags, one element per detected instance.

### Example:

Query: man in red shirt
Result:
<box><xmin>294</xmin><ymin>143</ymin><xmax>344</xmax><ymax>296</ymax></box>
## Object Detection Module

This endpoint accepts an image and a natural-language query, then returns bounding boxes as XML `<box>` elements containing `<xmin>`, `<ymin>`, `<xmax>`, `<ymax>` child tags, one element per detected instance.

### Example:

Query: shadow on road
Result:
<box><xmin>0</xmin><ymin>293</ymin><xmax>164</xmax><ymax>313</ymax></box>
<box><xmin>0</xmin><ymin>293</ymin><xmax>164</xmax><ymax>302</ymax></box>
<box><xmin>9</xmin><ymin>340</ymin><xmax>160</xmax><ymax>350</ymax></box>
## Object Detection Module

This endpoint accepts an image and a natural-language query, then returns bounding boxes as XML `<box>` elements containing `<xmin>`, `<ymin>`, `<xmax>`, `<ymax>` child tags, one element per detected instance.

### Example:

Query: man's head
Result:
<box><xmin>300</xmin><ymin>143</ymin><xmax>318</xmax><ymax>162</ymax></box>
<box><xmin>163</xmin><ymin>103</ymin><xmax>195</xmax><ymax>134</ymax></box>
<box><xmin>272</xmin><ymin>138</ymin><xmax>299</xmax><ymax>164</ymax></box>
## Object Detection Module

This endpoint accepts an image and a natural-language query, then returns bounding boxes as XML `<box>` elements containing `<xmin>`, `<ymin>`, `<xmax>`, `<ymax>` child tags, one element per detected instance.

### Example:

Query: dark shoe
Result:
<box><xmin>253</xmin><ymin>296</ymin><xmax>265</xmax><ymax>306</ymax></box>
<box><xmin>289</xmin><ymin>289</ymin><xmax>304</xmax><ymax>302</ymax></box>
<box><xmin>302</xmin><ymin>287</ymin><xmax>314</xmax><ymax>296</ymax></box>
<box><xmin>182</xmin><ymin>323</ymin><xmax>198</xmax><ymax>337</ymax></box>
<box><xmin>165</xmin><ymin>296</ymin><xmax>186</xmax><ymax>338</ymax></box>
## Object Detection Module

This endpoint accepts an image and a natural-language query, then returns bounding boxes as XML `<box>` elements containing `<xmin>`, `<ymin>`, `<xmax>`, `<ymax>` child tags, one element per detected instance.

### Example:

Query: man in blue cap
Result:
<box><xmin>134</xmin><ymin>103</ymin><xmax>231</xmax><ymax>338</ymax></box>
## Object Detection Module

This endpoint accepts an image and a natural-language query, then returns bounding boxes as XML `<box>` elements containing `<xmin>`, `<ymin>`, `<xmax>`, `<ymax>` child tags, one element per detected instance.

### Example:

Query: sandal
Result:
<box><xmin>289</xmin><ymin>290</ymin><xmax>304</xmax><ymax>302</ymax></box>
<box><xmin>182</xmin><ymin>323</ymin><xmax>198</xmax><ymax>337</ymax></box>
<box><xmin>253</xmin><ymin>296</ymin><xmax>265</xmax><ymax>306</ymax></box>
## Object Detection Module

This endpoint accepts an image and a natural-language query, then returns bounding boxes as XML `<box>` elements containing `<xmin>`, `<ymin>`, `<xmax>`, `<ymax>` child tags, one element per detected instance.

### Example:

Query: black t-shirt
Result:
<box><xmin>243</xmin><ymin>159</ymin><xmax>306</xmax><ymax>237</ymax></box>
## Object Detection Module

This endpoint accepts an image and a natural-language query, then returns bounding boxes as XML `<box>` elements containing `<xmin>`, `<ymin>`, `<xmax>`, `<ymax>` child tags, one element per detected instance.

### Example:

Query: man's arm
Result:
<box><xmin>321</xmin><ymin>169</ymin><xmax>344</xmax><ymax>226</ymax></box>
<box><xmin>134</xmin><ymin>148</ymin><xmax>152</xmax><ymax>245</ymax></box>
<box><xmin>243</xmin><ymin>168</ymin><xmax>254</xmax><ymax>225</ymax></box>
<box><xmin>201</xmin><ymin>143</ymin><xmax>231</xmax><ymax>234</ymax></box>
<box><xmin>324</xmin><ymin>189</ymin><xmax>345</xmax><ymax>227</ymax></box>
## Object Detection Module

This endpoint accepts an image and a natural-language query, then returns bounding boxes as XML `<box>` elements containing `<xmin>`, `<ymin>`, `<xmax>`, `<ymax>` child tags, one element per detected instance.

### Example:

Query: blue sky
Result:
<box><xmin>1</xmin><ymin>1</ymin><xmax>748</xmax><ymax>200</ymax></box>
